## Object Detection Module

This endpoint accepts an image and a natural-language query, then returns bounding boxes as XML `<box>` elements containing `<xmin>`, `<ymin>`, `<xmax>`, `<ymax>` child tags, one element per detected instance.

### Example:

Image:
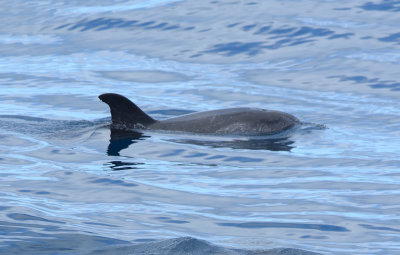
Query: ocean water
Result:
<box><xmin>1</xmin><ymin>0</ymin><xmax>400</xmax><ymax>254</ymax></box>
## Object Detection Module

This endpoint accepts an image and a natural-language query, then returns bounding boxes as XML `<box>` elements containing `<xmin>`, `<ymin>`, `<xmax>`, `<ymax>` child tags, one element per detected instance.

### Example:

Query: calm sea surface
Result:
<box><xmin>1</xmin><ymin>1</ymin><xmax>400</xmax><ymax>254</ymax></box>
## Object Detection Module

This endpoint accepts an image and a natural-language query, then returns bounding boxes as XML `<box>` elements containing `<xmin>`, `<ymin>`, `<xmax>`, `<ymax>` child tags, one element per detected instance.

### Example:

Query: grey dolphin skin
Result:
<box><xmin>99</xmin><ymin>93</ymin><xmax>300</xmax><ymax>135</ymax></box>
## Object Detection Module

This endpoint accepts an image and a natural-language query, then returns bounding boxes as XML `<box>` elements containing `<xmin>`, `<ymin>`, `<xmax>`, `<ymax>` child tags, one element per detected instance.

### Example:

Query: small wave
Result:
<box><xmin>0</xmin><ymin>115</ymin><xmax>109</xmax><ymax>145</ymax></box>
<box><xmin>86</xmin><ymin>236</ymin><xmax>321</xmax><ymax>255</ymax></box>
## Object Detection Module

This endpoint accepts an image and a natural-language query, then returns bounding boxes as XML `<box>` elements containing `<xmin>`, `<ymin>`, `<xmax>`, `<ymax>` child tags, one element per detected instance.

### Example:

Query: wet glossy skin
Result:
<box><xmin>99</xmin><ymin>93</ymin><xmax>300</xmax><ymax>135</ymax></box>
<box><xmin>150</xmin><ymin>107</ymin><xmax>299</xmax><ymax>134</ymax></box>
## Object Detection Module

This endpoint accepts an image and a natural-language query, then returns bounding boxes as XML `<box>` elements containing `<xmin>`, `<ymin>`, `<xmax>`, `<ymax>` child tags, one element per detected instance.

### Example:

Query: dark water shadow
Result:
<box><xmin>217</xmin><ymin>221</ymin><xmax>349</xmax><ymax>232</ymax></box>
<box><xmin>104</xmin><ymin>122</ymin><xmax>323</xmax><ymax>154</ymax></box>
<box><xmin>107</xmin><ymin>129</ymin><xmax>149</xmax><ymax>156</ymax></box>
<box><xmin>328</xmin><ymin>75</ymin><xmax>400</xmax><ymax>91</ymax></box>
<box><xmin>7</xmin><ymin>213</ymin><xmax>63</xmax><ymax>224</ymax></box>
<box><xmin>360</xmin><ymin>1</ymin><xmax>400</xmax><ymax>12</ymax></box>
<box><xmin>57</xmin><ymin>17</ymin><xmax>185</xmax><ymax>32</ymax></box>
<box><xmin>154</xmin><ymin>216</ymin><xmax>190</xmax><ymax>224</ymax></box>
<box><xmin>379</xmin><ymin>32</ymin><xmax>400</xmax><ymax>43</ymax></box>
<box><xmin>105</xmin><ymin>160</ymin><xmax>144</xmax><ymax>171</ymax></box>
<box><xmin>57</xmin><ymin>16</ymin><xmax>355</xmax><ymax>58</ymax></box>
<box><xmin>169</xmin><ymin>136</ymin><xmax>295</xmax><ymax>151</ymax></box>
<box><xmin>108</xmin><ymin>127</ymin><xmax>295</xmax><ymax>153</ymax></box>
<box><xmin>205</xmin><ymin>25</ymin><xmax>354</xmax><ymax>56</ymax></box>
<box><xmin>359</xmin><ymin>223</ymin><xmax>400</xmax><ymax>233</ymax></box>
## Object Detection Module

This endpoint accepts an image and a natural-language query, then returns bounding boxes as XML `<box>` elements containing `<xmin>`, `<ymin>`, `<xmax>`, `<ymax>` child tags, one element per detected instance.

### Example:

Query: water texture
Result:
<box><xmin>0</xmin><ymin>0</ymin><xmax>400</xmax><ymax>254</ymax></box>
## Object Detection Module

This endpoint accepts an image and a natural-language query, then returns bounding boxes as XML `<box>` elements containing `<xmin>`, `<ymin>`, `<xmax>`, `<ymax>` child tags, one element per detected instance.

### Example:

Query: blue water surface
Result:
<box><xmin>1</xmin><ymin>1</ymin><xmax>400</xmax><ymax>254</ymax></box>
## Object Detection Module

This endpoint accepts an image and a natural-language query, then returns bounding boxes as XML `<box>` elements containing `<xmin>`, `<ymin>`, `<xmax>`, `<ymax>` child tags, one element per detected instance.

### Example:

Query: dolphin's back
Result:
<box><xmin>150</xmin><ymin>108</ymin><xmax>299</xmax><ymax>134</ymax></box>
<box><xmin>99</xmin><ymin>93</ymin><xmax>300</xmax><ymax>135</ymax></box>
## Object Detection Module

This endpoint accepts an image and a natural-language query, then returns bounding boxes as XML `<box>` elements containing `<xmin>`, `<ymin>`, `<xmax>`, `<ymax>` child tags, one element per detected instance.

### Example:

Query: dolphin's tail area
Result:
<box><xmin>99</xmin><ymin>93</ymin><xmax>156</xmax><ymax>128</ymax></box>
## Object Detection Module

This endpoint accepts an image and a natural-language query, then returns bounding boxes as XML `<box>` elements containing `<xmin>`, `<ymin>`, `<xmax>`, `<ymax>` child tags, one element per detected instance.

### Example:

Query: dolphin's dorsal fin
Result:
<box><xmin>99</xmin><ymin>93</ymin><xmax>156</xmax><ymax>127</ymax></box>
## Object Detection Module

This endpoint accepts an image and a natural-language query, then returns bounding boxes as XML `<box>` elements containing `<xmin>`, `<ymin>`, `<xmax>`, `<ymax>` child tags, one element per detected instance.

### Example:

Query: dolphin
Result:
<box><xmin>99</xmin><ymin>93</ymin><xmax>300</xmax><ymax>135</ymax></box>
